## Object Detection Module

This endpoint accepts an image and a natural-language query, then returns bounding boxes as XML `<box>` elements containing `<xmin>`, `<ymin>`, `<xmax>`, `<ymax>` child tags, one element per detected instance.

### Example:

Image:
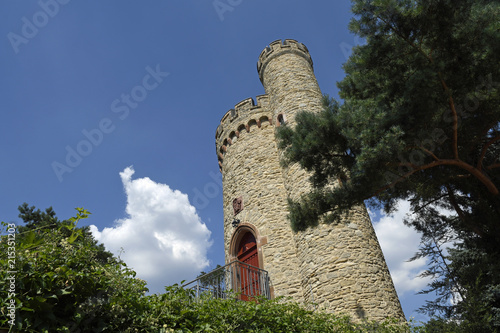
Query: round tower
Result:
<box><xmin>215</xmin><ymin>39</ymin><xmax>404</xmax><ymax>321</ymax></box>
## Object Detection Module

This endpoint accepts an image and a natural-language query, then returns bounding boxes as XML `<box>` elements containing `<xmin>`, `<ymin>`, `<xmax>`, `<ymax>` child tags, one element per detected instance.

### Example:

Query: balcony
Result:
<box><xmin>183</xmin><ymin>261</ymin><xmax>271</xmax><ymax>301</ymax></box>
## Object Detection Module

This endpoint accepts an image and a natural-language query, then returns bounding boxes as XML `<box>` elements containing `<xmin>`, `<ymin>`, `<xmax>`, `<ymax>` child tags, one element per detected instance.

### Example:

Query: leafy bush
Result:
<box><xmin>0</xmin><ymin>205</ymin><xmax>147</xmax><ymax>332</ymax></box>
<box><xmin>141</xmin><ymin>285</ymin><xmax>412</xmax><ymax>333</ymax></box>
<box><xmin>1</xmin><ymin>205</ymin><xmax>421</xmax><ymax>332</ymax></box>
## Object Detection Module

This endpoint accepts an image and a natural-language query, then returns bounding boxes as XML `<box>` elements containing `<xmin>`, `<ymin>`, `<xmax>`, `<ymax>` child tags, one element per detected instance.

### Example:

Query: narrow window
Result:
<box><xmin>277</xmin><ymin>114</ymin><xmax>286</xmax><ymax>126</ymax></box>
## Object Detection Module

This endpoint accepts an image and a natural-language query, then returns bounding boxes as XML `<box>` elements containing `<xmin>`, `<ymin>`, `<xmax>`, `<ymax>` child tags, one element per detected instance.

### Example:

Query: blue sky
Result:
<box><xmin>1</xmin><ymin>0</ymin><xmax>433</xmax><ymax>322</ymax></box>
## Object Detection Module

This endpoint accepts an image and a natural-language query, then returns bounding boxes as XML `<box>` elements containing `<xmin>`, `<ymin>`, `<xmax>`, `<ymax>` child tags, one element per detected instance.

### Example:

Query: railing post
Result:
<box><xmin>181</xmin><ymin>260</ymin><xmax>270</xmax><ymax>301</ymax></box>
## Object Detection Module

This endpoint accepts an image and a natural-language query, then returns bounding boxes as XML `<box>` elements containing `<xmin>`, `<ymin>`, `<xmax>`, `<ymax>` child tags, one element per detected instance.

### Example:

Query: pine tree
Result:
<box><xmin>278</xmin><ymin>0</ymin><xmax>500</xmax><ymax>235</ymax></box>
<box><xmin>277</xmin><ymin>0</ymin><xmax>500</xmax><ymax>329</ymax></box>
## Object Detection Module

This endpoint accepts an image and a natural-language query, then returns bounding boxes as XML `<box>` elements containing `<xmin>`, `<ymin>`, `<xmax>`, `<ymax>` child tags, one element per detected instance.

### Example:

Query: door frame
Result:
<box><xmin>229</xmin><ymin>223</ymin><xmax>266</xmax><ymax>270</ymax></box>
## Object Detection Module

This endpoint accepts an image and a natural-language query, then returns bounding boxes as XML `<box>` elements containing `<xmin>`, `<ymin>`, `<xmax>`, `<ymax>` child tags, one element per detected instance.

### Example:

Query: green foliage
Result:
<box><xmin>1</xmin><ymin>204</ymin><xmax>426</xmax><ymax>332</ymax></box>
<box><xmin>445</xmin><ymin>241</ymin><xmax>500</xmax><ymax>332</ymax></box>
<box><xmin>405</xmin><ymin>205</ymin><xmax>500</xmax><ymax>332</ymax></box>
<box><xmin>276</xmin><ymin>0</ymin><xmax>500</xmax><ymax>330</ymax></box>
<box><xmin>0</xmin><ymin>204</ymin><xmax>146</xmax><ymax>332</ymax></box>
<box><xmin>126</xmin><ymin>284</ymin><xmax>415</xmax><ymax>332</ymax></box>
<box><xmin>277</xmin><ymin>0</ymin><xmax>500</xmax><ymax>232</ymax></box>
<box><xmin>417</xmin><ymin>318</ymin><xmax>461</xmax><ymax>333</ymax></box>
<box><xmin>405</xmin><ymin>204</ymin><xmax>463</xmax><ymax>318</ymax></box>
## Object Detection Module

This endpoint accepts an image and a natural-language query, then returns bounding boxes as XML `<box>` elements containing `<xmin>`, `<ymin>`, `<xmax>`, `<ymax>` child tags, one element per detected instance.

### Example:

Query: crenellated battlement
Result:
<box><xmin>257</xmin><ymin>39</ymin><xmax>313</xmax><ymax>83</ymax></box>
<box><xmin>215</xmin><ymin>94</ymin><xmax>270</xmax><ymax>141</ymax></box>
<box><xmin>215</xmin><ymin>94</ymin><xmax>273</xmax><ymax>171</ymax></box>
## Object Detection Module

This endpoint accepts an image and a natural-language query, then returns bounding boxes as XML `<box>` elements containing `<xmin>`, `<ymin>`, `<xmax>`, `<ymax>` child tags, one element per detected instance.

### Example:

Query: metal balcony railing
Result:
<box><xmin>183</xmin><ymin>261</ymin><xmax>271</xmax><ymax>301</ymax></box>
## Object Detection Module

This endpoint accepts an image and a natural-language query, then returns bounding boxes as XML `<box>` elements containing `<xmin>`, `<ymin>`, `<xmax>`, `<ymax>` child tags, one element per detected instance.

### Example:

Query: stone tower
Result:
<box><xmin>215</xmin><ymin>39</ymin><xmax>404</xmax><ymax>321</ymax></box>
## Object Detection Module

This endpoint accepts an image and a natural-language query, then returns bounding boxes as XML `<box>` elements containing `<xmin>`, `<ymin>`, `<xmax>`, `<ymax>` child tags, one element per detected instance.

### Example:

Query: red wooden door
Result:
<box><xmin>237</xmin><ymin>232</ymin><xmax>260</xmax><ymax>300</ymax></box>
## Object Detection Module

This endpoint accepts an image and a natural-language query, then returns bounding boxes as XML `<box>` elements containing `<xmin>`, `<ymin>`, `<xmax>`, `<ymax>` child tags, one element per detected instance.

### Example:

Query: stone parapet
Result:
<box><xmin>257</xmin><ymin>39</ymin><xmax>313</xmax><ymax>84</ymax></box>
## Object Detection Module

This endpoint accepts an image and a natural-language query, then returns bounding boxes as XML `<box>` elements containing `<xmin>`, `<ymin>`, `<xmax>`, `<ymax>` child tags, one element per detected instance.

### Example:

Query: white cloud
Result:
<box><xmin>371</xmin><ymin>200</ymin><xmax>431</xmax><ymax>296</ymax></box>
<box><xmin>90</xmin><ymin>166</ymin><xmax>212</xmax><ymax>294</ymax></box>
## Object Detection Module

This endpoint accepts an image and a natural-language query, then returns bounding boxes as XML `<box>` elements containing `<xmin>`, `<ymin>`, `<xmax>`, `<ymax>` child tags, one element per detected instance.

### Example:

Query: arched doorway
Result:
<box><xmin>236</xmin><ymin>232</ymin><xmax>260</xmax><ymax>300</ymax></box>
<box><xmin>229</xmin><ymin>223</ymin><xmax>265</xmax><ymax>269</ymax></box>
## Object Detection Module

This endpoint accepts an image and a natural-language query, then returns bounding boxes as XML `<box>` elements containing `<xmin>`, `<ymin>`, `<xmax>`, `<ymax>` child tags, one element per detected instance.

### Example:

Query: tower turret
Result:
<box><xmin>258</xmin><ymin>39</ymin><xmax>322</xmax><ymax>127</ymax></box>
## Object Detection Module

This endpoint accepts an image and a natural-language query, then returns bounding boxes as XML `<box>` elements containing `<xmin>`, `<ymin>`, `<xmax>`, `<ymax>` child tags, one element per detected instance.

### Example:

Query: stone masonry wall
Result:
<box><xmin>216</xmin><ymin>98</ymin><xmax>304</xmax><ymax>299</ymax></box>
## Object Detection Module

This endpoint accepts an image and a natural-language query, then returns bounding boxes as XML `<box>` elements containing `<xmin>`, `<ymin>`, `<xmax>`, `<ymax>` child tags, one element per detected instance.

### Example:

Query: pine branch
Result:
<box><xmin>412</xmin><ymin>194</ymin><xmax>448</xmax><ymax>214</ymax></box>
<box><xmin>372</xmin><ymin>11</ymin><xmax>433</xmax><ymax>63</ymax></box>
<box><xmin>437</xmin><ymin>72</ymin><xmax>460</xmax><ymax>160</ymax></box>
<box><xmin>486</xmin><ymin>163</ymin><xmax>500</xmax><ymax>170</ymax></box>
<box><xmin>477</xmin><ymin>134</ymin><xmax>500</xmax><ymax>171</ymax></box>
<box><xmin>430</xmin><ymin>233</ymin><xmax>465</xmax><ymax>302</ymax></box>
<box><xmin>446</xmin><ymin>185</ymin><xmax>484</xmax><ymax>237</ymax></box>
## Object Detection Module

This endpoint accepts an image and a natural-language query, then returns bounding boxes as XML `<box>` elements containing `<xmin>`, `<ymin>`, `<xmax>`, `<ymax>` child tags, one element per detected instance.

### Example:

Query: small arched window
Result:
<box><xmin>248</xmin><ymin>119</ymin><xmax>258</xmax><ymax>132</ymax></box>
<box><xmin>259</xmin><ymin>116</ymin><xmax>270</xmax><ymax>128</ymax></box>
<box><xmin>229</xmin><ymin>131</ymin><xmax>237</xmax><ymax>144</ymax></box>
<box><xmin>277</xmin><ymin>114</ymin><xmax>286</xmax><ymax>127</ymax></box>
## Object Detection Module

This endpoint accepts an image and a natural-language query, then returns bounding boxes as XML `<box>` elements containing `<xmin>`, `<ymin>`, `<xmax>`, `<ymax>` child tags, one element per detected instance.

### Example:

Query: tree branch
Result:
<box><xmin>413</xmin><ymin>194</ymin><xmax>449</xmax><ymax>213</ymax></box>
<box><xmin>378</xmin><ymin>159</ymin><xmax>499</xmax><ymax>196</ymax></box>
<box><xmin>446</xmin><ymin>185</ymin><xmax>484</xmax><ymax>238</ymax></box>
<box><xmin>374</xmin><ymin>13</ymin><xmax>433</xmax><ymax>62</ymax></box>
<box><xmin>372</xmin><ymin>12</ymin><xmax>460</xmax><ymax>160</ymax></box>
<box><xmin>408</xmin><ymin>146</ymin><xmax>440</xmax><ymax>161</ymax></box>
<box><xmin>477</xmin><ymin>135</ymin><xmax>500</xmax><ymax>171</ymax></box>
<box><xmin>446</xmin><ymin>160</ymin><xmax>498</xmax><ymax>195</ymax></box>
<box><xmin>430</xmin><ymin>232</ymin><xmax>466</xmax><ymax>301</ymax></box>
<box><xmin>487</xmin><ymin>163</ymin><xmax>500</xmax><ymax>170</ymax></box>
<box><xmin>470</xmin><ymin>121</ymin><xmax>499</xmax><ymax>154</ymax></box>
<box><xmin>437</xmin><ymin>73</ymin><xmax>459</xmax><ymax>159</ymax></box>
<box><xmin>445</xmin><ymin>185</ymin><xmax>464</xmax><ymax>219</ymax></box>
<box><xmin>375</xmin><ymin>160</ymin><xmax>447</xmax><ymax>196</ymax></box>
